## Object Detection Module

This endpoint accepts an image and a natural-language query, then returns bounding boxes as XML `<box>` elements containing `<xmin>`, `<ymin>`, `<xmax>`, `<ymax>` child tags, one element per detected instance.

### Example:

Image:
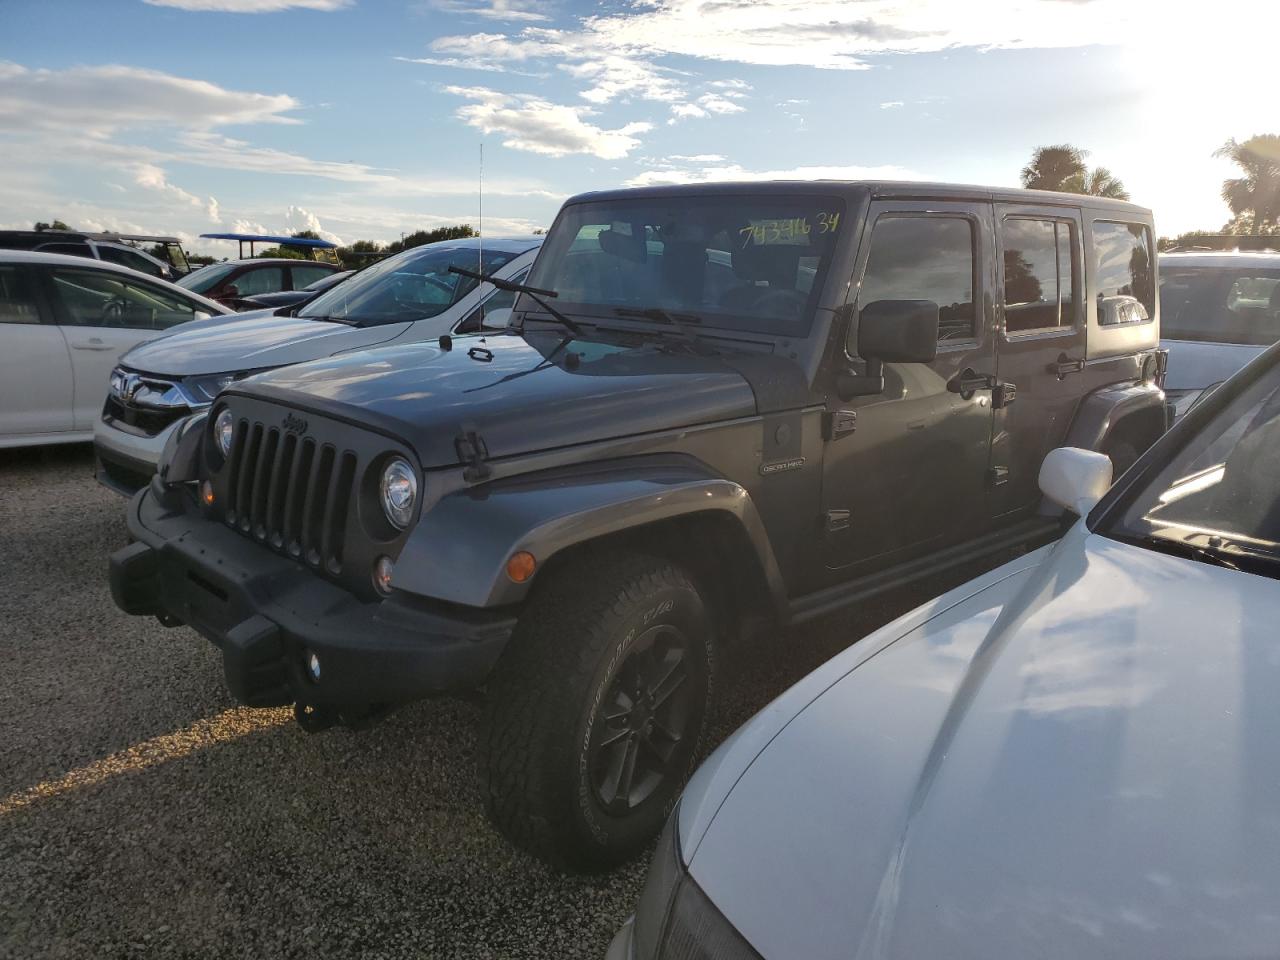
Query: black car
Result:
<box><xmin>110</xmin><ymin>180</ymin><xmax>1167</xmax><ymax>871</ymax></box>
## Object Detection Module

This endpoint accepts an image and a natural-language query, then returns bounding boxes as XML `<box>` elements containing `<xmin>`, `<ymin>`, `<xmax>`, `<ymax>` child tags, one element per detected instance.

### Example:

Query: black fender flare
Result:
<box><xmin>393</xmin><ymin>456</ymin><xmax>787</xmax><ymax>611</ymax></box>
<box><xmin>1064</xmin><ymin>380</ymin><xmax>1167</xmax><ymax>453</ymax></box>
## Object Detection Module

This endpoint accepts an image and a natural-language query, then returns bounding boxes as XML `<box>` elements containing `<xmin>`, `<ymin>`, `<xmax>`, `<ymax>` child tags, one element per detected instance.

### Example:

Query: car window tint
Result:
<box><xmin>1003</xmin><ymin>218</ymin><xmax>1076</xmax><ymax>334</ymax></box>
<box><xmin>1093</xmin><ymin>221</ymin><xmax>1155</xmax><ymax>325</ymax></box>
<box><xmin>0</xmin><ymin>266</ymin><xmax>41</xmax><ymax>324</ymax></box>
<box><xmin>37</xmin><ymin>242</ymin><xmax>94</xmax><ymax>258</ymax></box>
<box><xmin>230</xmin><ymin>267</ymin><xmax>284</xmax><ymax>297</ymax></box>
<box><xmin>1160</xmin><ymin>269</ymin><xmax>1280</xmax><ymax>345</ymax></box>
<box><xmin>292</xmin><ymin>266</ymin><xmax>333</xmax><ymax>288</ymax></box>
<box><xmin>855</xmin><ymin>215</ymin><xmax>976</xmax><ymax>347</ymax></box>
<box><xmin>98</xmin><ymin>246</ymin><xmax>162</xmax><ymax>277</ymax></box>
<box><xmin>50</xmin><ymin>269</ymin><xmax>199</xmax><ymax>330</ymax></box>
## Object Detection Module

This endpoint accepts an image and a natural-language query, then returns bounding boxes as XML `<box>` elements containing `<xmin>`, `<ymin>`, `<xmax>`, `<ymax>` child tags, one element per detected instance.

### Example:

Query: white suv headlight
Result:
<box><xmin>380</xmin><ymin>458</ymin><xmax>418</xmax><ymax>529</ymax></box>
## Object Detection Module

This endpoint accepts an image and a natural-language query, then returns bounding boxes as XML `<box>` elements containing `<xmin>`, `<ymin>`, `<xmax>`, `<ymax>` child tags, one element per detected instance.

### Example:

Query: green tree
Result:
<box><xmin>1215</xmin><ymin>135</ymin><xmax>1280</xmax><ymax>232</ymax></box>
<box><xmin>385</xmin><ymin>224</ymin><xmax>476</xmax><ymax>255</ymax></box>
<box><xmin>34</xmin><ymin>219</ymin><xmax>71</xmax><ymax>232</ymax></box>
<box><xmin>1020</xmin><ymin>145</ymin><xmax>1129</xmax><ymax>200</ymax></box>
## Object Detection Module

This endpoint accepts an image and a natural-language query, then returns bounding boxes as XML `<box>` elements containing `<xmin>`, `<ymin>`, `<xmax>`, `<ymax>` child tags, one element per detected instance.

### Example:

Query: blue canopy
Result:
<box><xmin>200</xmin><ymin>233</ymin><xmax>337</xmax><ymax>249</ymax></box>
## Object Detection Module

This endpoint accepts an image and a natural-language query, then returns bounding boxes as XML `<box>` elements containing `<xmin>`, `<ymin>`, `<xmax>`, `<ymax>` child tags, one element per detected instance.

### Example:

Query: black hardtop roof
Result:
<box><xmin>0</xmin><ymin>229</ymin><xmax>183</xmax><ymax>243</ymax></box>
<box><xmin>565</xmin><ymin>180</ymin><xmax>1151</xmax><ymax>217</ymax></box>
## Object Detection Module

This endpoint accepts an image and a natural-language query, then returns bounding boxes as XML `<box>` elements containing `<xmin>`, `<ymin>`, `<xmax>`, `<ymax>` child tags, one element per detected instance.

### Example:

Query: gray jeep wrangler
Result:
<box><xmin>109</xmin><ymin>181</ymin><xmax>1167</xmax><ymax>870</ymax></box>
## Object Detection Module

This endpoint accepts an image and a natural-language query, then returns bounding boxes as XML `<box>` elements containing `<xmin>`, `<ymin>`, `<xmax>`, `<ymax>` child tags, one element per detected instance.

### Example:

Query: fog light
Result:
<box><xmin>200</xmin><ymin>480</ymin><xmax>215</xmax><ymax>506</ymax></box>
<box><xmin>373</xmin><ymin>555</ymin><xmax>395</xmax><ymax>595</ymax></box>
<box><xmin>306</xmin><ymin>651</ymin><xmax>321</xmax><ymax>682</ymax></box>
<box><xmin>506</xmin><ymin>550</ymin><xmax>536</xmax><ymax>583</ymax></box>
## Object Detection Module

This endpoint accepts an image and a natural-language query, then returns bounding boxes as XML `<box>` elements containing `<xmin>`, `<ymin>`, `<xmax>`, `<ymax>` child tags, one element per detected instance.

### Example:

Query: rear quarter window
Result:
<box><xmin>1093</xmin><ymin>220</ymin><xmax>1155</xmax><ymax>325</ymax></box>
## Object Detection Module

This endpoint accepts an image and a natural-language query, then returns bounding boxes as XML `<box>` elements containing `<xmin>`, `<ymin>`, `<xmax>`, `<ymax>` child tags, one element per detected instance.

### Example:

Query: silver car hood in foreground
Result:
<box><xmin>684</xmin><ymin>524</ymin><xmax>1280</xmax><ymax>960</ymax></box>
<box><xmin>120</xmin><ymin>312</ymin><xmax>410</xmax><ymax>376</ymax></box>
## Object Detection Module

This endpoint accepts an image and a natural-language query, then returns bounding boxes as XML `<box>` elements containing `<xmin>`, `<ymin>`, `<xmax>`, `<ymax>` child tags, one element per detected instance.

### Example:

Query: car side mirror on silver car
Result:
<box><xmin>1039</xmin><ymin>447</ymin><xmax>1113</xmax><ymax>515</ymax></box>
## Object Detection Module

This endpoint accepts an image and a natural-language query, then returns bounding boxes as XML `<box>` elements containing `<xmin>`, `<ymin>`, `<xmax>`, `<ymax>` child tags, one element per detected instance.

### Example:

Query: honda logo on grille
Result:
<box><xmin>111</xmin><ymin>371</ymin><xmax>143</xmax><ymax>401</ymax></box>
<box><xmin>282</xmin><ymin>413</ymin><xmax>309</xmax><ymax>436</ymax></box>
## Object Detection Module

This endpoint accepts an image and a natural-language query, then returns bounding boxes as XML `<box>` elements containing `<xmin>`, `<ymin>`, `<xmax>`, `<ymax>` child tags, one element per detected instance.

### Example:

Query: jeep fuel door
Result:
<box><xmin>988</xmin><ymin>203</ymin><xmax>1088</xmax><ymax>518</ymax></box>
<box><xmin>821</xmin><ymin>199</ymin><xmax>997</xmax><ymax>573</ymax></box>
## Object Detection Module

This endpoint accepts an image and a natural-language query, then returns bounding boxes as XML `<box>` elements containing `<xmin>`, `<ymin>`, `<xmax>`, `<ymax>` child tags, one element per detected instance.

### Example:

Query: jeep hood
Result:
<box><xmin>684</xmin><ymin>526</ymin><xmax>1280</xmax><ymax>959</ymax></box>
<box><xmin>119</xmin><ymin>312</ymin><xmax>410</xmax><ymax>377</ymax></box>
<box><xmin>233</xmin><ymin>332</ymin><xmax>800</xmax><ymax>468</ymax></box>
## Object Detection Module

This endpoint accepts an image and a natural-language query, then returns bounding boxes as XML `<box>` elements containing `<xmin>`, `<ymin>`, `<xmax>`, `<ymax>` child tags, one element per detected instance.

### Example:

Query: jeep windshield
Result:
<box><xmin>526</xmin><ymin>195</ymin><xmax>846</xmax><ymax>337</ymax></box>
<box><xmin>298</xmin><ymin>244</ymin><xmax>516</xmax><ymax>327</ymax></box>
<box><xmin>1101</xmin><ymin>356</ymin><xmax>1280</xmax><ymax>578</ymax></box>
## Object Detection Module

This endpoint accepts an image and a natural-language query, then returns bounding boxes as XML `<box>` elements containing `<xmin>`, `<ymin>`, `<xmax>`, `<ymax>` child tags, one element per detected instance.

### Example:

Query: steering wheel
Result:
<box><xmin>101</xmin><ymin>296</ymin><xmax>129</xmax><ymax>327</ymax></box>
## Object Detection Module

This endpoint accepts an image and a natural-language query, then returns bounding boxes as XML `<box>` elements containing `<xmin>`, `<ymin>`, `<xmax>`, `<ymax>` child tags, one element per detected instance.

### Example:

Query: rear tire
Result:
<box><xmin>480</xmin><ymin>549</ymin><xmax>714</xmax><ymax>872</ymax></box>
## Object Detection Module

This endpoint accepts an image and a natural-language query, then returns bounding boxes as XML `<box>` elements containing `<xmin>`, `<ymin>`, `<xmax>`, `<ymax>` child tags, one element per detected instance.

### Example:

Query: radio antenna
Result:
<box><xmin>478</xmin><ymin>141</ymin><xmax>484</xmax><ymax>278</ymax></box>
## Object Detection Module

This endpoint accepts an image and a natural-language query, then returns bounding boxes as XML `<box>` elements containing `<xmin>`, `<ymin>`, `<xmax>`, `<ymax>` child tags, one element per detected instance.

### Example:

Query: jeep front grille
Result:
<box><xmin>222</xmin><ymin>420</ymin><xmax>358</xmax><ymax>574</ymax></box>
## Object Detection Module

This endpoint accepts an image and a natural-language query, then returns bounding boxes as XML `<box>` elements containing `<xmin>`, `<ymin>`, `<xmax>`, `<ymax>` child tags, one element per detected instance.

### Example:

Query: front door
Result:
<box><xmin>0</xmin><ymin>264</ymin><xmax>74</xmax><ymax>438</ymax></box>
<box><xmin>822</xmin><ymin>200</ymin><xmax>997</xmax><ymax>573</ymax></box>
<box><xmin>988</xmin><ymin>203</ymin><xmax>1088</xmax><ymax>519</ymax></box>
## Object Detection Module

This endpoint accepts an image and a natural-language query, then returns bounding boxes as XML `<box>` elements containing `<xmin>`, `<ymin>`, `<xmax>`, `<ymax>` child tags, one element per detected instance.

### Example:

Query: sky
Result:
<box><xmin>0</xmin><ymin>0</ymin><xmax>1274</xmax><ymax>256</ymax></box>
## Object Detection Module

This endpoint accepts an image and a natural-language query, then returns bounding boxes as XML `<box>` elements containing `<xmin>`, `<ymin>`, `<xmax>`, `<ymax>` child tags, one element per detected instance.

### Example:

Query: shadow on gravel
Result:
<box><xmin>0</xmin><ymin>446</ymin><xmax>1012</xmax><ymax>959</ymax></box>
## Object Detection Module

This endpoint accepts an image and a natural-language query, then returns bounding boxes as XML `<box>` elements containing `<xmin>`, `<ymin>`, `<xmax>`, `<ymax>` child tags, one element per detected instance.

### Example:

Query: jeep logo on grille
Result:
<box><xmin>282</xmin><ymin>413</ymin><xmax>309</xmax><ymax>436</ymax></box>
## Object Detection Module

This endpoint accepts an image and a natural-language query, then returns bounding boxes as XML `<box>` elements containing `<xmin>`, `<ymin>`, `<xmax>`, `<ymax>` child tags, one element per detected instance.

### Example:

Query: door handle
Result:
<box><xmin>72</xmin><ymin>343</ymin><xmax>115</xmax><ymax>351</ymax></box>
<box><xmin>947</xmin><ymin>368</ymin><xmax>997</xmax><ymax>397</ymax></box>
<box><xmin>1051</xmin><ymin>353</ymin><xmax>1084</xmax><ymax>377</ymax></box>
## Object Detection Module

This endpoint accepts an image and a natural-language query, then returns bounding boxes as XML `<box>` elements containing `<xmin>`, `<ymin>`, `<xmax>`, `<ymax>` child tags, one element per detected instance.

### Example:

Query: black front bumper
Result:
<box><xmin>109</xmin><ymin>487</ymin><xmax>516</xmax><ymax>709</ymax></box>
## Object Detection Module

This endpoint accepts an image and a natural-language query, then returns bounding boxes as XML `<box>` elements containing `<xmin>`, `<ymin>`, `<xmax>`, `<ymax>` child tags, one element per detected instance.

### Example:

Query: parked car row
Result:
<box><xmin>108</xmin><ymin>180</ymin><xmax>1169</xmax><ymax>872</ymax></box>
<box><xmin>9</xmin><ymin>178</ymin><xmax>1280</xmax><ymax>957</ymax></box>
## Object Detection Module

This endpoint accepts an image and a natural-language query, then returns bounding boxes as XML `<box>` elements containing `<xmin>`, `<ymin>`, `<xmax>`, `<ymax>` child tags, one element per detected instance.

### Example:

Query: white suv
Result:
<box><xmin>94</xmin><ymin>236</ymin><xmax>542</xmax><ymax>494</ymax></box>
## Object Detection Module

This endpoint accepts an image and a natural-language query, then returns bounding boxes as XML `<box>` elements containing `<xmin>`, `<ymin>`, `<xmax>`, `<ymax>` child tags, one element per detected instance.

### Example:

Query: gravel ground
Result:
<box><xmin>0</xmin><ymin>444</ymin><xmax>995</xmax><ymax>959</ymax></box>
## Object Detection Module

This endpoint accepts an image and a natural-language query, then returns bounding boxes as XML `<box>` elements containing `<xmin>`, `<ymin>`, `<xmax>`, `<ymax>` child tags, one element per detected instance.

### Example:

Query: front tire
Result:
<box><xmin>481</xmin><ymin>550</ymin><xmax>714</xmax><ymax>872</ymax></box>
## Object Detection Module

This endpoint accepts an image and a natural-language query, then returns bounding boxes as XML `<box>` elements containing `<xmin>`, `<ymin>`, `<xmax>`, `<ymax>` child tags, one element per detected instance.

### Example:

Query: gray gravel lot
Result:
<box><xmin>0</xmin><ymin>444</ymin><xmax>993</xmax><ymax>959</ymax></box>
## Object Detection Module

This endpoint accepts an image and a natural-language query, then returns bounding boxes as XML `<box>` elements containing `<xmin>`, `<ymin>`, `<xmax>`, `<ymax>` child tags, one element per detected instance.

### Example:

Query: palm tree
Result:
<box><xmin>1020</xmin><ymin>145</ymin><xmax>1087</xmax><ymax>191</ymax></box>
<box><xmin>1215</xmin><ymin>135</ymin><xmax>1280</xmax><ymax>232</ymax></box>
<box><xmin>1062</xmin><ymin>166</ymin><xmax>1130</xmax><ymax>200</ymax></box>
<box><xmin>1020</xmin><ymin>145</ymin><xmax>1130</xmax><ymax>200</ymax></box>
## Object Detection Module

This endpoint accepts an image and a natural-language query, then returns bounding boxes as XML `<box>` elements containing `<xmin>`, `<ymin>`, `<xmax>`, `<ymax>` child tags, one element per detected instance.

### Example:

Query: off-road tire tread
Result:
<box><xmin>480</xmin><ymin>548</ymin><xmax>710</xmax><ymax>871</ymax></box>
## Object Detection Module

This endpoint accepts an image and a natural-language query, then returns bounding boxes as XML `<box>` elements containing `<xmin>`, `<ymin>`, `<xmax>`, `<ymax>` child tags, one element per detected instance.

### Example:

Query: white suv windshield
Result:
<box><xmin>298</xmin><ymin>245</ymin><xmax>516</xmax><ymax>327</ymax></box>
<box><xmin>1161</xmin><ymin>266</ymin><xmax>1280</xmax><ymax>345</ymax></box>
<box><xmin>527</xmin><ymin>195</ymin><xmax>846</xmax><ymax>336</ymax></box>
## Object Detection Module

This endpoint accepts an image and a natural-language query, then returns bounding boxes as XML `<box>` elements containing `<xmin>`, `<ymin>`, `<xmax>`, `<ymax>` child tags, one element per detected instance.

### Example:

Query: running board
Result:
<box><xmin>788</xmin><ymin>517</ymin><xmax>1062</xmax><ymax>625</ymax></box>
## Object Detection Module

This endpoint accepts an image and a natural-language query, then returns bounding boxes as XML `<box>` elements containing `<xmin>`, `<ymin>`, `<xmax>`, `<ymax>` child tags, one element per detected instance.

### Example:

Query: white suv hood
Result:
<box><xmin>683</xmin><ymin>524</ymin><xmax>1280</xmax><ymax>959</ymax></box>
<box><xmin>119</xmin><ymin>313</ymin><xmax>411</xmax><ymax>377</ymax></box>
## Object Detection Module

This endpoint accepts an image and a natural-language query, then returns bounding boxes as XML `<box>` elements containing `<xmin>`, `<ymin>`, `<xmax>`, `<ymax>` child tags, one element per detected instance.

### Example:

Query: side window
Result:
<box><xmin>457</xmin><ymin>271</ymin><xmax>528</xmax><ymax>333</ymax></box>
<box><xmin>36</xmin><ymin>242</ymin><xmax>94</xmax><ymax>259</ymax></box>
<box><xmin>854</xmin><ymin>215</ymin><xmax>976</xmax><ymax>349</ymax></box>
<box><xmin>229</xmin><ymin>267</ymin><xmax>284</xmax><ymax>297</ymax></box>
<box><xmin>292</xmin><ymin>265</ymin><xmax>333</xmax><ymax>289</ymax></box>
<box><xmin>0</xmin><ymin>267</ymin><xmax>42</xmax><ymax>324</ymax></box>
<box><xmin>1093</xmin><ymin>221</ymin><xmax>1155</xmax><ymax>325</ymax></box>
<box><xmin>50</xmin><ymin>269</ymin><xmax>198</xmax><ymax>330</ymax></box>
<box><xmin>1002</xmin><ymin>218</ymin><xmax>1076</xmax><ymax>334</ymax></box>
<box><xmin>97</xmin><ymin>246</ymin><xmax>163</xmax><ymax>277</ymax></box>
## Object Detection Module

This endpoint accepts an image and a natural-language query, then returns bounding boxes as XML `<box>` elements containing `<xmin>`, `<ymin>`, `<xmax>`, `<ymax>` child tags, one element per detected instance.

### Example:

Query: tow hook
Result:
<box><xmin>293</xmin><ymin>702</ymin><xmax>339</xmax><ymax>733</ymax></box>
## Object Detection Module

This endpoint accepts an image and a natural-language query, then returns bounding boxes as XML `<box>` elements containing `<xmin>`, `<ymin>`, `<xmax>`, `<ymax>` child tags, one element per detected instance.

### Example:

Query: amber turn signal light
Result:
<box><xmin>200</xmin><ymin>480</ymin><xmax>215</xmax><ymax>506</ymax></box>
<box><xmin>506</xmin><ymin>551</ymin><xmax>536</xmax><ymax>583</ymax></box>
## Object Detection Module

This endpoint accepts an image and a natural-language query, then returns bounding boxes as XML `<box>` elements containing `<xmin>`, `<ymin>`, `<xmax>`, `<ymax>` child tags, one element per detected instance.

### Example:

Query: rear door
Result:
<box><xmin>821</xmin><ymin>200</ymin><xmax>997</xmax><ymax>572</ymax></box>
<box><xmin>988</xmin><ymin>203</ymin><xmax>1087</xmax><ymax>519</ymax></box>
<box><xmin>42</xmin><ymin>266</ymin><xmax>206</xmax><ymax>430</ymax></box>
<box><xmin>0</xmin><ymin>263</ymin><xmax>74</xmax><ymax>438</ymax></box>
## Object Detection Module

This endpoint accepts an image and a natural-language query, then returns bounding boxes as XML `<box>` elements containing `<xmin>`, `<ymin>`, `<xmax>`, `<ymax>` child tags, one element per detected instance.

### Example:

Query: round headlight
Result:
<box><xmin>380</xmin><ymin>458</ymin><xmax>418</xmax><ymax>529</ymax></box>
<box><xmin>214</xmin><ymin>408</ymin><xmax>235</xmax><ymax>457</ymax></box>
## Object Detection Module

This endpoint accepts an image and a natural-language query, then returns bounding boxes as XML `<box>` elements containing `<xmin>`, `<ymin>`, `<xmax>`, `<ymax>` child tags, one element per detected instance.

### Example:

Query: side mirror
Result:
<box><xmin>1039</xmin><ymin>447</ymin><xmax>1113</xmax><ymax>516</ymax></box>
<box><xmin>1098</xmin><ymin>294</ymin><xmax>1149</xmax><ymax>326</ymax></box>
<box><xmin>837</xmin><ymin>299</ymin><xmax>939</xmax><ymax>399</ymax></box>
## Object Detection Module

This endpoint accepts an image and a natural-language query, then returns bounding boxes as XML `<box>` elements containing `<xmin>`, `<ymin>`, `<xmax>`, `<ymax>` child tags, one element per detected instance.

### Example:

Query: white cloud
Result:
<box><xmin>0</xmin><ymin>62</ymin><xmax>301</xmax><ymax>133</ymax></box>
<box><xmin>625</xmin><ymin>161</ymin><xmax>927</xmax><ymax>188</ymax></box>
<box><xmin>206</xmin><ymin>196</ymin><xmax>221</xmax><ymax>223</ymax></box>
<box><xmin>880</xmin><ymin>100</ymin><xmax>904</xmax><ymax>109</ymax></box>
<box><xmin>143</xmin><ymin>0</ymin><xmax>350</xmax><ymax>11</ymax></box>
<box><xmin>444</xmin><ymin>86</ymin><xmax>652</xmax><ymax>159</ymax></box>
<box><xmin>133</xmin><ymin>163</ymin><xmax>204</xmax><ymax>208</ymax></box>
<box><xmin>282</xmin><ymin>204</ymin><xmax>343</xmax><ymax>244</ymax></box>
<box><xmin>425</xmin><ymin>0</ymin><xmax>548</xmax><ymax>21</ymax></box>
<box><xmin>176</xmin><ymin>132</ymin><xmax>393</xmax><ymax>183</ymax></box>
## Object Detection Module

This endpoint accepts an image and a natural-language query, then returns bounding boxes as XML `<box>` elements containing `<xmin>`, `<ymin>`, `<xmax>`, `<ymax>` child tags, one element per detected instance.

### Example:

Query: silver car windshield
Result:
<box><xmin>1106</xmin><ymin>361</ymin><xmax>1280</xmax><ymax>570</ymax></box>
<box><xmin>298</xmin><ymin>246</ymin><xmax>516</xmax><ymax>327</ymax></box>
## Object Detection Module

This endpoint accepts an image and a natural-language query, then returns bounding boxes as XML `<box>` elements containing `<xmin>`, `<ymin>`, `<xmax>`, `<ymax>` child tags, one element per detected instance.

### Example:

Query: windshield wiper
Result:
<box><xmin>1130</xmin><ymin>534</ymin><xmax>1241</xmax><ymax>571</ymax></box>
<box><xmin>299</xmin><ymin>314</ymin><xmax>359</xmax><ymax>326</ymax></box>
<box><xmin>448</xmin><ymin>265</ymin><xmax>583</xmax><ymax>335</ymax></box>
